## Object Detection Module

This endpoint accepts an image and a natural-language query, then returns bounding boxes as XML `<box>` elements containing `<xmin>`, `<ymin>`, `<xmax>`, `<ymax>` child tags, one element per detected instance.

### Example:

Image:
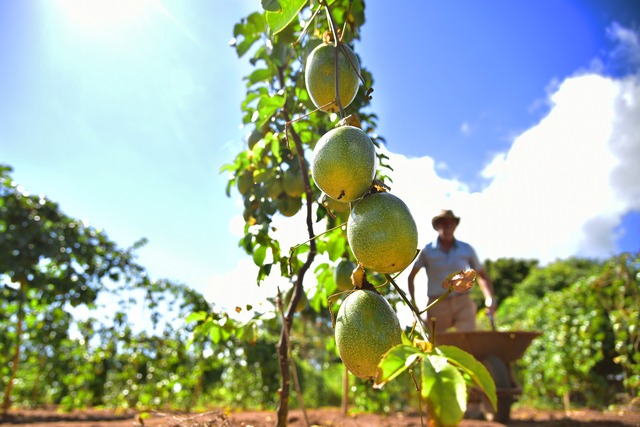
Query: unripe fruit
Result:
<box><xmin>321</xmin><ymin>194</ymin><xmax>350</xmax><ymax>214</ymax></box>
<box><xmin>247</xmin><ymin>129</ymin><xmax>262</xmax><ymax>149</ymax></box>
<box><xmin>347</xmin><ymin>192</ymin><xmax>418</xmax><ymax>274</ymax></box>
<box><xmin>282</xmin><ymin>169</ymin><xmax>305</xmax><ymax>198</ymax></box>
<box><xmin>278</xmin><ymin>195</ymin><xmax>302</xmax><ymax>217</ymax></box>
<box><xmin>236</xmin><ymin>170</ymin><xmax>253</xmax><ymax>195</ymax></box>
<box><xmin>266</xmin><ymin>178</ymin><xmax>284</xmax><ymax>199</ymax></box>
<box><xmin>311</xmin><ymin>126</ymin><xmax>375</xmax><ymax>202</ymax></box>
<box><xmin>305</xmin><ymin>43</ymin><xmax>360</xmax><ymax>112</ymax></box>
<box><xmin>334</xmin><ymin>259</ymin><xmax>356</xmax><ymax>291</ymax></box>
<box><xmin>284</xmin><ymin>287</ymin><xmax>308</xmax><ymax>313</ymax></box>
<box><xmin>335</xmin><ymin>289</ymin><xmax>402</xmax><ymax>380</ymax></box>
<box><xmin>242</xmin><ymin>207</ymin><xmax>253</xmax><ymax>222</ymax></box>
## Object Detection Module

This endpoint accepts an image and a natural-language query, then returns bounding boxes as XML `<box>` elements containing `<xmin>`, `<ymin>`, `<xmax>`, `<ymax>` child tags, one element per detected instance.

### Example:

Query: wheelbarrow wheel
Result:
<box><xmin>481</xmin><ymin>355</ymin><xmax>512</xmax><ymax>423</ymax></box>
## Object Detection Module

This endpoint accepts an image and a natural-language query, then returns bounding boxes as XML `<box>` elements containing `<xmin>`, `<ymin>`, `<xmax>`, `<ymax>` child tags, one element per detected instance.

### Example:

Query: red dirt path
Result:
<box><xmin>1</xmin><ymin>407</ymin><xmax>639</xmax><ymax>427</ymax></box>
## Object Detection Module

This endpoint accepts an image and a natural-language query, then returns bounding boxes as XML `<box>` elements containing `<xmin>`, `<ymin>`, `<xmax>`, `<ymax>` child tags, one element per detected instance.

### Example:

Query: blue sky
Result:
<box><xmin>1</xmin><ymin>1</ymin><xmax>639</xmax><ymax>314</ymax></box>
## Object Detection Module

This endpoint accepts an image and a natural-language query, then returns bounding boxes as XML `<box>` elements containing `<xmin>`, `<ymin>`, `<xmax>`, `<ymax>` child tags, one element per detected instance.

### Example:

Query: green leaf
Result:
<box><xmin>185</xmin><ymin>311</ymin><xmax>207</xmax><ymax>323</ymax></box>
<box><xmin>257</xmin><ymin>263</ymin><xmax>273</xmax><ymax>283</ymax></box>
<box><xmin>374</xmin><ymin>344</ymin><xmax>421</xmax><ymax>388</ymax></box>
<box><xmin>247</xmin><ymin>68</ymin><xmax>272</xmax><ymax>85</ymax></box>
<box><xmin>401</xmin><ymin>330</ymin><xmax>412</xmax><ymax>346</ymax></box>
<box><xmin>255</xmin><ymin>94</ymin><xmax>285</xmax><ymax>128</ymax></box>
<box><xmin>246</xmin><ymin>11</ymin><xmax>266</xmax><ymax>32</ymax></box>
<box><xmin>242</xmin><ymin>90</ymin><xmax>266</xmax><ymax>110</ymax></box>
<box><xmin>253</xmin><ymin>245</ymin><xmax>268</xmax><ymax>266</ymax></box>
<box><xmin>236</xmin><ymin>34</ymin><xmax>260</xmax><ymax>57</ymax></box>
<box><xmin>422</xmin><ymin>355</ymin><xmax>467</xmax><ymax>427</ymax></box>
<box><xmin>271</xmin><ymin>136</ymin><xmax>281</xmax><ymax>159</ymax></box>
<box><xmin>209</xmin><ymin>324</ymin><xmax>222</xmax><ymax>344</ymax></box>
<box><xmin>326</xmin><ymin>235</ymin><xmax>345</xmax><ymax>262</ymax></box>
<box><xmin>265</xmin><ymin>0</ymin><xmax>306</xmax><ymax>35</ymax></box>
<box><xmin>261</xmin><ymin>0</ymin><xmax>281</xmax><ymax>12</ymax></box>
<box><xmin>437</xmin><ymin>345</ymin><xmax>497</xmax><ymax>411</ymax></box>
<box><xmin>243</xmin><ymin>321</ymin><xmax>258</xmax><ymax>344</ymax></box>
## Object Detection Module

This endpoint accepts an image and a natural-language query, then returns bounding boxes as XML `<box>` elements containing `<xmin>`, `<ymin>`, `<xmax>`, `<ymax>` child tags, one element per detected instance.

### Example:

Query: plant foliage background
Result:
<box><xmin>1</xmin><ymin>0</ymin><xmax>638</xmax><ymax>416</ymax></box>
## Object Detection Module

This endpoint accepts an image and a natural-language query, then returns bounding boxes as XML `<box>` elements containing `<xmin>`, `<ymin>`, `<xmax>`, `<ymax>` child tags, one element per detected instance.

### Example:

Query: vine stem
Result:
<box><xmin>288</xmin><ymin>221</ymin><xmax>345</xmax><ymax>275</ymax></box>
<box><xmin>276</xmin><ymin>289</ymin><xmax>310</xmax><ymax>427</ymax></box>
<box><xmin>387</xmin><ymin>275</ymin><xmax>429</xmax><ymax>340</ymax></box>
<box><xmin>409</xmin><ymin>369</ymin><xmax>426</xmax><ymax>427</ymax></box>
<box><xmin>419</xmin><ymin>289</ymin><xmax>452</xmax><ymax>315</ymax></box>
<box><xmin>323</xmin><ymin>2</ymin><xmax>346</xmax><ymax>118</ymax></box>
<box><xmin>275</xmin><ymin>65</ymin><xmax>318</xmax><ymax>426</ymax></box>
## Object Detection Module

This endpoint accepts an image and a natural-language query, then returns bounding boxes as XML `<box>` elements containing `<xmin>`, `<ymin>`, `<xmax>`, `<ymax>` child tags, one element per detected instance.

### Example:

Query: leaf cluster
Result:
<box><xmin>498</xmin><ymin>253</ymin><xmax>640</xmax><ymax>408</ymax></box>
<box><xmin>375</xmin><ymin>333</ymin><xmax>497</xmax><ymax>426</ymax></box>
<box><xmin>222</xmin><ymin>0</ymin><xmax>389</xmax><ymax>297</ymax></box>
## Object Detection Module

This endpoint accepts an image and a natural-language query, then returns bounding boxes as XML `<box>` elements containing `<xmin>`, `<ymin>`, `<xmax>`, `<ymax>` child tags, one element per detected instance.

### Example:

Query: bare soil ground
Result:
<box><xmin>1</xmin><ymin>407</ymin><xmax>639</xmax><ymax>427</ymax></box>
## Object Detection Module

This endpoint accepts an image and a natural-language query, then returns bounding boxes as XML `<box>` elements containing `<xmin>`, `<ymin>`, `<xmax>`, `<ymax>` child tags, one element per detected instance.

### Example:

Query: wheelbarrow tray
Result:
<box><xmin>434</xmin><ymin>330</ymin><xmax>542</xmax><ymax>363</ymax></box>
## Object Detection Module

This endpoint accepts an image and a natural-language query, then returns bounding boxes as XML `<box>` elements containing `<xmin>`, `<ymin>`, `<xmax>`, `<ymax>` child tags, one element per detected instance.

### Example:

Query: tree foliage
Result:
<box><xmin>499</xmin><ymin>253</ymin><xmax>640</xmax><ymax>408</ymax></box>
<box><xmin>482</xmin><ymin>258</ymin><xmax>538</xmax><ymax>303</ymax></box>
<box><xmin>0</xmin><ymin>164</ymin><xmax>211</xmax><ymax>412</ymax></box>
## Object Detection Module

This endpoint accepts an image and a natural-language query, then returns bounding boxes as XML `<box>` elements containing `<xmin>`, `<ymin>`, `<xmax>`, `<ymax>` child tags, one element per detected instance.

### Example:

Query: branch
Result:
<box><xmin>275</xmin><ymin>64</ymin><xmax>318</xmax><ymax>426</ymax></box>
<box><xmin>387</xmin><ymin>275</ymin><xmax>429</xmax><ymax>339</ymax></box>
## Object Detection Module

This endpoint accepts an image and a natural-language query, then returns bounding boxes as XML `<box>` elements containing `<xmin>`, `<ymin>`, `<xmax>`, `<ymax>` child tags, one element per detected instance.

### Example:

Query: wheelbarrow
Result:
<box><xmin>434</xmin><ymin>329</ymin><xmax>541</xmax><ymax>423</ymax></box>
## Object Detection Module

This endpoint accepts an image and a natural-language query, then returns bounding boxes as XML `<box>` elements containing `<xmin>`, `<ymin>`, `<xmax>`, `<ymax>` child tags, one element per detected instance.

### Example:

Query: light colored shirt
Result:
<box><xmin>413</xmin><ymin>239</ymin><xmax>482</xmax><ymax>297</ymax></box>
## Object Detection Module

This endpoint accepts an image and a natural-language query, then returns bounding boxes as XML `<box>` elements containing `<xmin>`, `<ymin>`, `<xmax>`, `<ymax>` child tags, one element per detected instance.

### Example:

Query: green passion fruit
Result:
<box><xmin>284</xmin><ymin>287</ymin><xmax>308</xmax><ymax>313</ymax></box>
<box><xmin>347</xmin><ymin>192</ymin><xmax>418</xmax><ymax>274</ymax></box>
<box><xmin>335</xmin><ymin>289</ymin><xmax>402</xmax><ymax>380</ymax></box>
<box><xmin>247</xmin><ymin>129</ymin><xmax>262</xmax><ymax>149</ymax></box>
<box><xmin>305</xmin><ymin>43</ymin><xmax>360</xmax><ymax>113</ymax></box>
<box><xmin>282</xmin><ymin>168</ymin><xmax>305</xmax><ymax>198</ymax></box>
<box><xmin>266</xmin><ymin>178</ymin><xmax>284</xmax><ymax>199</ymax></box>
<box><xmin>334</xmin><ymin>259</ymin><xmax>356</xmax><ymax>291</ymax></box>
<box><xmin>322</xmin><ymin>194</ymin><xmax>350</xmax><ymax>213</ymax></box>
<box><xmin>311</xmin><ymin>126</ymin><xmax>376</xmax><ymax>203</ymax></box>
<box><xmin>236</xmin><ymin>170</ymin><xmax>253</xmax><ymax>195</ymax></box>
<box><xmin>278</xmin><ymin>195</ymin><xmax>302</xmax><ymax>217</ymax></box>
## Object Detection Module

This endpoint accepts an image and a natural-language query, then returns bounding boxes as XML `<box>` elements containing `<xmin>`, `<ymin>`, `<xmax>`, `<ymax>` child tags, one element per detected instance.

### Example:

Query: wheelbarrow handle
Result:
<box><xmin>486</xmin><ymin>310</ymin><xmax>497</xmax><ymax>331</ymax></box>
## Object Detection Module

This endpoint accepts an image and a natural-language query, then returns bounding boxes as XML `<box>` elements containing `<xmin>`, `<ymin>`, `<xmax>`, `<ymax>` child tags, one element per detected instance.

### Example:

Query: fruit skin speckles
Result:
<box><xmin>304</xmin><ymin>43</ymin><xmax>360</xmax><ymax>113</ymax></box>
<box><xmin>335</xmin><ymin>289</ymin><xmax>402</xmax><ymax>380</ymax></box>
<box><xmin>347</xmin><ymin>192</ymin><xmax>418</xmax><ymax>275</ymax></box>
<box><xmin>311</xmin><ymin>126</ymin><xmax>376</xmax><ymax>203</ymax></box>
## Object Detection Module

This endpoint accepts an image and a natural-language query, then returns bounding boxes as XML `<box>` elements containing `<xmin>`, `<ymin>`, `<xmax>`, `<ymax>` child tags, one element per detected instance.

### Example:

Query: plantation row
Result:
<box><xmin>3</xmin><ymin>1</ymin><xmax>639</xmax><ymax>419</ymax></box>
<box><xmin>1</xmin><ymin>160</ymin><xmax>637</xmax><ymax>411</ymax></box>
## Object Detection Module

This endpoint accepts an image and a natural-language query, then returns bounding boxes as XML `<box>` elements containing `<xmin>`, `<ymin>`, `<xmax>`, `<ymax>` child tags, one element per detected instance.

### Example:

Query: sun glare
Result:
<box><xmin>56</xmin><ymin>0</ymin><xmax>152</xmax><ymax>38</ymax></box>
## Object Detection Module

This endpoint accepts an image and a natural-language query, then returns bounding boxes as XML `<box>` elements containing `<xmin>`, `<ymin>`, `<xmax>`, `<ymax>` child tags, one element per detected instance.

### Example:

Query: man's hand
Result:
<box><xmin>484</xmin><ymin>296</ymin><xmax>497</xmax><ymax>315</ymax></box>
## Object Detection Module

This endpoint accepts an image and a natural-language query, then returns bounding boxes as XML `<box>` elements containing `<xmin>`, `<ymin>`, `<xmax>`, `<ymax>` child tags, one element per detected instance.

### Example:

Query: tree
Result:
<box><xmin>480</xmin><ymin>258</ymin><xmax>538</xmax><ymax>305</ymax></box>
<box><xmin>0</xmin><ymin>164</ymin><xmax>146</xmax><ymax>414</ymax></box>
<box><xmin>500</xmin><ymin>253</ymin><xmax>640</xmax><ymax>409</ymax></box>
<box><xmin>223</xmin><ymin>2</ymin><xmax>380</xmax><ymax>425</ymax></box>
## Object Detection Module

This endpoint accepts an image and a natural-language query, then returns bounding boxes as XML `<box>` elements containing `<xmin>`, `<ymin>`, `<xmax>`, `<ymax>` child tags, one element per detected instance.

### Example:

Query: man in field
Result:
<box><xmin>407</xmin><ymin>209</ymin><xmax>496</xmax><ymax>333</ymax></box>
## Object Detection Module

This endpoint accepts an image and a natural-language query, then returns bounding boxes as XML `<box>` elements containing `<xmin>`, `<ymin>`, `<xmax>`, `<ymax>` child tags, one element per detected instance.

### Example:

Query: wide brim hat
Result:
<box><xmin>432</xmin><ymin>209</ymin><xmax>460</xmax><ymax>230</ymax></box>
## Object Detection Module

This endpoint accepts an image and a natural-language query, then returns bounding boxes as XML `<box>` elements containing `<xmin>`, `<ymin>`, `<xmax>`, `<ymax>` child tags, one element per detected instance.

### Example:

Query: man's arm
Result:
<box><xmin>466</xmin><ymin>245</ymin><xmax>496</xmax><ymax>315</ymax></box>
<box><xmin>476</xmin><ymin>268</ymin><xmax>496</xmax><ymax>315</ymax></box>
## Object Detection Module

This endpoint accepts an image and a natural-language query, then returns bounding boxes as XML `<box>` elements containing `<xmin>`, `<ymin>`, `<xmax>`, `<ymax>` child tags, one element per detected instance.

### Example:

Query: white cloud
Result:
<box><xmin>607</xmin><ymin>22</ymin><xmax>640</xmax><ymax>68</ymax></box>
<box><xmin>480</xmin><ymin>152</ymin><xmax>507</xmax><ymax>179</ymax></box>
<box><xmin>387</xmin><ymin>71</ymin><xmax>639</xmax><ymax>266</ymax></box>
